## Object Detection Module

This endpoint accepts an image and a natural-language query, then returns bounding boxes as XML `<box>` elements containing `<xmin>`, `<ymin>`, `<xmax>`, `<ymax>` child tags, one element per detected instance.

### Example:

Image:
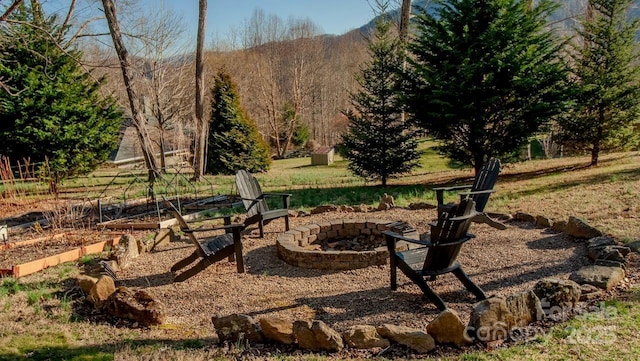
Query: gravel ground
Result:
<box><xmin>115</xmin><ymin>208</ymin><xmax>591</xmax><ymax>335</ymax></box>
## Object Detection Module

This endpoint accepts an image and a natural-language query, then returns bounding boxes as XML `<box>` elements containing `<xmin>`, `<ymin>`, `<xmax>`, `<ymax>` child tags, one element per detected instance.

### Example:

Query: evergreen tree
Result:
<box><xmin>207</xmin><ymin>69</ymin><xmax>271</xmax><ymax>175</ymax></box>
<box><xmin>560</xmin><ymin>0</ymin><xmax>640</xmax><ymax>166</ymax></box>
<box><xmin>404</xmin><ymin>0</ymin><xmax>570</xmax><ymax>173</ymax></box>
<box><xmin>341</xmin><ymin>16</ymin><xmax>420</xmax><ymax>187</ymax></box>
<box><xmin>0</xmin><ymin>5</ymin><xmax>122</xmax><ymax>189</ymax></box>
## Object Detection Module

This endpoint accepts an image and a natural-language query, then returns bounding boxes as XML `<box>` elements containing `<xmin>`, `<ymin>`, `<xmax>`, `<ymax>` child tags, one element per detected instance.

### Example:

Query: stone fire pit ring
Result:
<box><xmin>276</xmin><ymin>219</ymin><xmax>417</xmax><ymax>270</ymax></box>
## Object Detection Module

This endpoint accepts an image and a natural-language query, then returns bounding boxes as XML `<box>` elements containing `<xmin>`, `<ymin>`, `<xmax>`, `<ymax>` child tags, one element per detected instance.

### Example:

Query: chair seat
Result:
<box><xmin>261</xmin><ymin>208</ymin><xmax>289</xmax><ymax>220</ymax></box>
<box><xmin>397</xmin><ymin>248</ymin><xmax>461</xmax><ymax>276</ymax></box>
<box><xmin>201</xmin><ymin>233</ymin><xmax>235</xmax><ymax>256</ymax></box>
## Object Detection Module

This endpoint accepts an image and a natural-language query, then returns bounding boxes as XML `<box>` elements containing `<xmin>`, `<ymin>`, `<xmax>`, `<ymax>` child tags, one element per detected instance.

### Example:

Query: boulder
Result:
<box><xmin>564</xmin><ymin>216</ymin><xmax>602</xmax><ymax>239</ymax></box>
<box><xmin>342</xmin><ymin>325</ymin><xmax>390</xmax><ymax>349</ymax></box>
<box><xmin>77</xmin><ymin>274</ymin><xmax>98</xmax><ymax>295</ymax></box>
<box><xmin>310</xmin><ymin>205</ymin><xmax>338</xmax><ymax>214</ymax></box>
<box><xmin>408</xmin><ymin>202</ymin><xmax>436</xmax><ymax>210</ymax></box>
<box><xmin>293</xmin><ymin>320</ymin><xmax>343</xmax><ymax>352</ymax></box>
<box><xmin>579</xmin><ymin>284</ymin><xmax>602</xmax><ymax>301</ymax></box>
<box><xmin>426</xmin><ymin>309</ymin><xmax>470</xmax><ymax>347</ymax></box>
<box><xmin>110</xmin><ymin>234</ymin><xmax>139</xmax><ymax>270</ymax></box>
<box><xmin>212</xmin><ymin>314</ymin><xmax>264</xmax><ymax>344</ymax></box>
<box><xmin>595</xmin><ymin>259</ymin><xmax>626</xmax><ymax>270</ymax></box>
<box><xmin>377</xmin><ymin>193</ymin><xmax>396</xmax><ymax>211</ymax></box>
<box><xmin>569</xmin><ymin>265</ymin><xmax>626</xmax><ymax>291</ymax></box>
<box><xmin>107</xmin><ymin>287</ymin><xmax>165</xmax><ymax>326</ymax></box>
<box><xmin>150</xmin><ymin>228</ymin><xmax>175</xmax><ymax>252</ymax></box>
<box><xmin>535</xmin><ymin>215</ymin><xmax>552</xmax><ymax>228</ymax></box>
<box><xmin>259</xmin><ymin>317</ymin><xmax>294</xmax><ymax>345</ymax></box>
<box><xmin>551</xmin><ymin>220</ymin><xmax>568</xmax><ymax>233</ymax></box>
<box><xmin>377</xmin><ymin>324</ymin><xmax>435</xmax><ymax>353</ymax></box>
<box><xmin>587</xmin><ymin>246</ymin><xmax>629</xmax><ymax>263</ymax></box>
<box><xmin>514</xmin><ymin>212</ymin><xmax>536</xmax><ymax>223</ymax></box>
<box><xmin>87</xmin><ymin>275</ymin><xmax>116</xmax><ymax>309</ymax></box>
<box><xmin>506</xmin><ymin>290</ymin><xmax>544</xmax><ymax>327</ymax></box>
<box><xmin>532</xmin><ymin>278</ymin><xmax>581</xmax><ymax>309</ymax></box>
<box><xmin>468</xmin><ymin>296</ymin><xmax>514</xmax><ymax>343</ymax></box>
<box><xmin>626</xmin><ymin>240</ymin><xmax>640</xmax><ymax>254</ymax></box>
<box><xmin>586</xmin><ymin>236</ymin><xmax>617</xmax><ymax>249</ymax></box>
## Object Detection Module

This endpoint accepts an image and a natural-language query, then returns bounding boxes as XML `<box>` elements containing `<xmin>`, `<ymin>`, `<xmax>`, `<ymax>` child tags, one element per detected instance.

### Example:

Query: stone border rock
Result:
<box><xmin>276</xmin><ymin>219</ymin><xmax>418</xmax><ymax>270</ymax></box>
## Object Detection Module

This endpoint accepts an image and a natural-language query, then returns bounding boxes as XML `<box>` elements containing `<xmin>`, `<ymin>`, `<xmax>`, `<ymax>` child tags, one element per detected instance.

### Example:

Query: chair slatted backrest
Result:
<box><xmin>423</xmin><ymin>199</ymin><xmax>476</xmax><ymax>271</ymax></box>
<box><xmin>164</xmin><ymin>201</ymin><xmax>208</xmax><ymax>258</ymax></box>
<box><xmin>235</xmin><ymin>170</ymin><xmax>269</xmax><ymax>218</ymax></box>
<box><xmin>469</xmin><ymin>159</ymin><xmax>501</xmax><ymax>212</ymax></box>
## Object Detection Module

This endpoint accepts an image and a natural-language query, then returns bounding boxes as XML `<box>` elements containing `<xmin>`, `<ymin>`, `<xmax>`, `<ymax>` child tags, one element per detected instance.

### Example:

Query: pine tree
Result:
<box><xmin>341</xmin><ymin>16</ymin><xmax>420</xmax><ymax>187</ymax></box>
<box><xmin>560</xmin><ymin>0</ymin><xmax>640</xmax><ymax>166</ymax></box>
<box><xmin>207</xmin><ymin>69</ymin><xmax>271</xmax><ymax>175</ymax></box>
<box><xmin>404</xmin><ymin>0</ymin><xmax>570</xmax><ymax>173</ymax></box>
<box><xmin>0</xmin><ymin>5</ymin><xmax>122</xmax><ymax>189</ymax></box>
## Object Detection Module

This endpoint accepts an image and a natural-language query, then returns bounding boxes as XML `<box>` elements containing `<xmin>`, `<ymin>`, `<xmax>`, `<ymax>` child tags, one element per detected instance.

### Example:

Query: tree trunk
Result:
<box><xmin>102</xmin><ymin>0</ymin><xmax>158</xmax><ymax>183</ymax></box>
<box><xmin>192</xmin><ymin>0</ymin><xmax>207</xmax><ymax>180</ymax></box>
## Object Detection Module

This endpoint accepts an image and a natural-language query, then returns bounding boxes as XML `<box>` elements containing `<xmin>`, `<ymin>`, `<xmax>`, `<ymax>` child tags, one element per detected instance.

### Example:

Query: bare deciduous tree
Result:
<box><xmin>101</xmin><ymin>0</ymin><xmax>159</xmax><ymax>182</ymax></box>
<box><xmin>192</xmin><ymin>0</ymin><xmax>207</xmax><ymax>180</ymax></box>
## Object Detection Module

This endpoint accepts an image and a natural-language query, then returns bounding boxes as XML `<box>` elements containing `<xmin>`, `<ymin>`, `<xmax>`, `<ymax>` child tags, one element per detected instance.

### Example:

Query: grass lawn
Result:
<box><xmin>0</xmin><ymin>149</ymin><xmax>638</xmax><ymax>360</ymax></box>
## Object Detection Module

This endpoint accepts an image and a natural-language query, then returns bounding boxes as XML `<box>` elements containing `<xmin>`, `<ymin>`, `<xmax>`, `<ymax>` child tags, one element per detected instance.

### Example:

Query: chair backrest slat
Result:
<box><xmin>423</xmin><ymin>199</ymin><xmax>475</xmax><ymax>270</ymax></box>
<box><xmin>236</xmin><ymin>170</ymin><xmax>270</xmax><ymax>217</ymax></box>
<box><xmin>469</xmin><ymin>159</ymin><xmax>501</xmax><ymax>212</ymax></box>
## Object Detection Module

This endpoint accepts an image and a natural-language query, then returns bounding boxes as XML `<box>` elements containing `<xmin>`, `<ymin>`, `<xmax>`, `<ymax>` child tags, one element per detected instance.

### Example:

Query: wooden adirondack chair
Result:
<box><xmin>164</xmin><ymin>201</ymin><xmax>245</xmax><ymax>282</ymax></box>
<box><xmin>235</xmin><ymin>169</ymin><xmax>291</xmax><ymax>238</ymax></box>
<box><xmin>383</xmin><ymin>199</ymin><xmax>487</xmax><ymax>310</ymax></box>
<box><xmin>433</xmin><ymin>158</ymin><xmax>505</xmax><ymax>229</ymax></box>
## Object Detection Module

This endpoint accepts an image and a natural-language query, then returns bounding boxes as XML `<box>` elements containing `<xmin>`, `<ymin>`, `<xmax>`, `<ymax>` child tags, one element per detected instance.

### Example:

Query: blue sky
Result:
<box><xmin>38</xmin><ymin>0</ymin><xmax>380</xmax><ymax>50</ymax></box>
<box><xmin>175</xmin><ymin>0</ymin><xmax>378</xmax><ymax>36</ymax></box>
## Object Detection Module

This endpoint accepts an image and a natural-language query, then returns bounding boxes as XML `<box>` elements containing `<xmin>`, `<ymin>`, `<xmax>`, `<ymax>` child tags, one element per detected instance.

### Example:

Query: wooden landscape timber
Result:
<box><xmin>1</xmin><ymin>235</ymin><xmax>121</xmax><ymax>278</ymax></box>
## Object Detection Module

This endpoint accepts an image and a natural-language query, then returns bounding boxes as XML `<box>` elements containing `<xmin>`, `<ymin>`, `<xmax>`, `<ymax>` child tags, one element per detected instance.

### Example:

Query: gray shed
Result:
<box><xmin>311</xmin><ymin>146</ymin><xmax>334</xmax><ymax>166</ymax></box>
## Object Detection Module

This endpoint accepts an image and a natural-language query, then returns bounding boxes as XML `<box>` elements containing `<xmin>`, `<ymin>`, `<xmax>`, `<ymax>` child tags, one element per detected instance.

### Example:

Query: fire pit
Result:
<box><xmin>276</xmin><ymin>219</ymin><xmax>417</xmax><ymax>270</ymax></box>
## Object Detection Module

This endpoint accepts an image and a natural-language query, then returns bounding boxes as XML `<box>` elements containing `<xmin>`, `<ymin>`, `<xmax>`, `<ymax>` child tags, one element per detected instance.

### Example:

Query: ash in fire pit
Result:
<box><xmin>276</xmin><ymin>219</ymin><xmax>418</xmax><ymax>270</ymax></box>
<box><xmin>321</xmin><ymin>234</ymin><xmax>383</xmax><ymax>252</ymax></box>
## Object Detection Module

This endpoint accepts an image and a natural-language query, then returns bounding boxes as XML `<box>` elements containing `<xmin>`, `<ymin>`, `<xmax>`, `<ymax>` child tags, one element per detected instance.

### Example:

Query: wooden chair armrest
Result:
<box><xmin>458</xmin><ymin>189</ymin><xmax>496</xmax><ymax>196</ymax></box>
<box><xmin>263</xmin><ymin>193</ymin><xmax>291</xmax><ymax>208</ymax></box>
<box><xmin>183</xmin><ymin>223</ymin><xmax>244</xmax><ymax>234</ymax></box>
<box><xmin>383</xmin><ymin>230</ymin><xmax>433</xmax><ymax>248</ymax></box>
<box><xmin>433</xmin><ymin>185</ymin><xmax>472</xmax><ymax>205</ymax></box>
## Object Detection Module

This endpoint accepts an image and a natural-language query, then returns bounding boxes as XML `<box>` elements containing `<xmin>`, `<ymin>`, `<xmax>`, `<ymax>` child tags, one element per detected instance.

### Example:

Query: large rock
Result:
<box><xmin>342</xmin><ymin>325</ymin><xmax>389</xmax><ymax>349</ymax></box>
<box><xmin>111</xmin><ymin>234</ymin><xmax>139</xmax><ymax>270</ymax></box>
<box><xmin>87</xmin><ymin>275</ymin><xmax>116</xmax><ymax>309</ymax></box>
<box><xmin>564</xmin><ymin>216</ymin><xmax>602</xmax><ymax>239</ymax></box>
<box><xmin>77</xmin><ymin>274</ymin><xmax>98</xmax><ymax>295</ymax></box>
<box><xmin>259</xmin><ymin>317</ymin><xmax>294</xmax><ymax>345</ymax></box>
<box><xmin>293</xmin><ymin>320</ymin><xmax>343</xmax><ymax>352</ymax></box>
<box><xmin>506</xmin><ymin>290</ymin><xmax>544</xmax><ymax>327</ymax></box>
<box><xmin>426</xmin><ymin>309</ymin><xmax>470</xmax><ymax>347</ymax></box>
<box><xmin>587</xmin><ymin>246</ymin><xmax>630</xmax><ymax>263</ymax></box>
<box><xmin>468</xmin><ymin>296</ymin><xmax>515</xmax><ymax>343</ymax></box>
<box><xmin>310</xmin><ymin>205</ymin><xmax>338</xmax><ymax>214</ymax></box>
<box><xmin>212</xmin><ymin>314</ymin><xmax>264</xmax><ymax>344</ymax></box>
<box><xmin>107</xmin><ymin>287</ymin><xmax>165</xmax><ymax>326</ymax></box>
<box><xmin>514</xmin><ymin>212</ymin><xmax>536</xmax><ymax>223</ymax></box>
<box><xmin>532</xmin><ymin>278</ymin><xmax>581</xmax><ymax>310</ymax></box>
<box><xmin>626</xmin><ymin>240</ymin><xmax>640</xmax><ymax>254</ymax></box>
<box><xmin>569</xmin><ymin>265</ymin><xmax>626</xmax><ymax>291</ymax></box>
<box><xmin>377</xmin><ymin>193</ymin><xmax>395</xmax><ymax>211</ymax></box>
<box><xmin>586</xmin><ymin>236</ymin><xmax>617</xmax><ymax>249</ymax></box>
<box><xmin>377</xmin><ymin>324</ymin><xmax>435</xmax><ymax>353</ymax></box>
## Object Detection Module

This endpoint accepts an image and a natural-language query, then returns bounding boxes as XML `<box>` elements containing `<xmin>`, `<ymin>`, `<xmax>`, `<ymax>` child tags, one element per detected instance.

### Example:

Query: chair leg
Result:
<box><xmin>452</xmin><ymin>267</ymin><xmax>487</xmax><ymax>301</ymax></box>
<box><xmin>174</xmin><ymin>258</ymin><xmax>211</xmax><ymax>282</ymax></box>
<box><xmin>233</xmin><ymin>228</ymin><xmax>244</xmax><ymax>273</ymax></box>
<box><xmin>284</xmin><ymin>215</ymin><xmax>290</xmax><ymax>231</ymax></box>
<box><xmin>259</xmin><ymin>218</ymin><xmax>265</xmax><ymax>238</ymax></box>
<box><xmin>171</xmin><ymin>251</ymin><xmax>199</xmax><ymax>272</ymax></box>
<box><xmin>389</xmin><ymin>255</ymin><xmax>398</xmax><ymax>290</ymax></box>
<box><xmin>396</xmin><ymin>262</ymin><xmax>447</xmax><ymax>310</ymax></box>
